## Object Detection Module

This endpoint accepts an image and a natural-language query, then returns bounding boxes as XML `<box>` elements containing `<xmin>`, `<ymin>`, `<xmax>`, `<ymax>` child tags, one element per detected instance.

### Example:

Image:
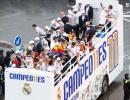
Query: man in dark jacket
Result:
<box><xmin>60</xmin><ymin>12</ymin><xmax>69</xmax><ymax>24</ymax></box>
<box><xmin>64</xmin><ymin>17</ymin><xmax>73</xmax><ymax>34</ymax></box>
<box><xmin>78</xmin><ymin>11</ymin><xmax>89</xmax><ymax>34</ymax></box>
<box><xmin>123</xmin><ymin>73</ymin><xmax>130</xmax><ymax>100</ymax></box>
<box><xmin>86</xmin><ymin>25</ymin><xmax>99</xmax><ymax>42</ymax></box>
<box><xmin>84</xmin><ymin>4</ymin><xmax>93</xmax><ymax>21</ymax></box>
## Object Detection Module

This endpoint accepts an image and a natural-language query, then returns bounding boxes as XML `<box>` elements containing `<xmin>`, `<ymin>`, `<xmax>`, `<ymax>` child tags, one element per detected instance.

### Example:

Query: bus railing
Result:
<box><xmin>93</xmin><ymin>20</ymin><xmax>118</xmax><ymax>46</ymax></box>
<box><xmin>54</xmin><ymin>56</ymin><xmax>75</xmax><ymax>80</ymax></box>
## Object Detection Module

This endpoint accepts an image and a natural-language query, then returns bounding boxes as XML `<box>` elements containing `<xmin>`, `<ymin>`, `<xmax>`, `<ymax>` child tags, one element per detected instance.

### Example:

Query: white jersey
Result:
<box><xmin>36</xmin><ymin>26</ymin><xmax>46</xmax><ymax>36</ymax></box>
<box><xmin>99</xmin><ymin>10</ymin><xmax>107</xmax><ymax>25</ymax></box>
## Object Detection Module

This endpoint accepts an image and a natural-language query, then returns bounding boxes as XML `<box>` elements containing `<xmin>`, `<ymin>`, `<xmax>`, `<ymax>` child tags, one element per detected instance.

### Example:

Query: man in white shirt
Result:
<box><xmin>50</xmin><ymin>20</ymin><xmax>60</xmax><ymax>31</ymax></box>
<box><xmin>72</xmin><ymin>2</ymin><xmax>84</xmax><ymax>12</ymax></box>
<box><xmin>40</xmin><ymin>36</ymin><xmax>49</xmax><ymax>50</ymax></box>
<box><xmin>67</xmin><ymin>9</ymin><xmax>75</xmax><ymax>26</ymax></box>
<box><xmin>100</xmin><ymin>4</ymin><xmax>117</xmax><ymax>32</ymax></box>
<box><xmin>32</xmin><ymin>24</ymin><xmax>46</xmax><ymax>37</ymax></box>
<box><xmin>106</xmin><ymin>5</ymin><xmax>117</xmax><ymax>31</ymax></box>
<box><xmin>67</xmin><ymin>42</ymin><xmax>80</xmax><ymax>58</ymax></box>
<box><xmin>50</xmin><ymin>37</ymin><xmax>60</xmax><ymax>49</ymax></box>
<box><xmin>54</xmin><ymin>57</ymin><xmax>63</xmax><ymax>74</ymax></box>
<box><xmin>56</xmin><ymin>17</ymin><xmax>64</xmax><ymax>28</ymax></box>
<box><xmin>99</xmin><ymin>9</ymin><xmax>107</xmax><ymax>32</ymax></box>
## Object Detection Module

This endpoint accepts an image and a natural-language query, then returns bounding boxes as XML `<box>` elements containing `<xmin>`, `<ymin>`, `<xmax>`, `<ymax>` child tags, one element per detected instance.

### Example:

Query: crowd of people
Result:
<box><xmin>0</xmin><ymin>2</ymin><xmax>118</xmax><ymax>90</ymax></box>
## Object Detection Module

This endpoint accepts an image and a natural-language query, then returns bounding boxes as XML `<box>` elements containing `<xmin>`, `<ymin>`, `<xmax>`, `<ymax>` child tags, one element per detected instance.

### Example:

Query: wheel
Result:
<box><xmin>101</xmin><ymin>75</ymin><xmax>109</xmax><ymax>95</ymax></box>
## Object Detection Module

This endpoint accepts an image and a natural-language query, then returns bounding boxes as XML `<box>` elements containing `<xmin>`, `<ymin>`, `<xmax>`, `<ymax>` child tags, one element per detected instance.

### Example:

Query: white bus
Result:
<box><xmin>5</xmin><ymin>0</ymin><xmax>123</xmax><ymax>100</ymax></box>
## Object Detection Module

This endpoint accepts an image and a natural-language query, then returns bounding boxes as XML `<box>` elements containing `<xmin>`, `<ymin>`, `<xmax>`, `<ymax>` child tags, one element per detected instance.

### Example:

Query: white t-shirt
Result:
<box><xmin>67</xmin><ymin>45</ymin><xmax>80</xmax><ymax>57</ymax></box>
<box><xmin>50</xmin><ymin>40</ymin><xmax>59</xmax><ymax>49</ymax></box>
<box><xmin>107</xmin><ymin>9</ymin><xmax>117</xmax><ymax>22</ymax></box>
<box><xmin>85</xmin><ymin>6</ymin><xmax>89</xmax><ymax>15</ymax></box>
<box><xmin>99</xmin><ymin>10</ymin><xmax>107</xmax><ymax>25</ymax></box>
<box><xmin>25</xmin><ymin>57</ymin><xmax>33</xmax><ymax>68</ymax></box>
<box><xmin>73</xmin><ymin>13</ymin><xmax>79</xmax><ymax>25</ymax></box>
<box><xmin>54</xmin><ymin>61</ymin><xmax>63</xmax><ymax>74</ymax></box>
<box><xmin>36</xmin><ymin>26</ymin><xmax>46</xmax><ymax>36</ymax></box>
<box><xmin>58</xmin><ymin>22</ymin><xmax>64</xmax><ymax>28</ymax></box>
<box><xmin>51</xmin><ymin>22</ymin><xmax>60</xmax><ymax>30</ymax></box>
<box><xmin>107</xmin><ymin>9</ymin><xmax>117</xmax><ymax>17</ymax></box>
<box><xmin>73</xmin><ymin>4</ymin><xmax>84</xmax><ymax>12</ymax></box>
<box><xmin>67</xmin><ymin>14</ymin><xmax>75</xmax><ymax>25</ymax></box>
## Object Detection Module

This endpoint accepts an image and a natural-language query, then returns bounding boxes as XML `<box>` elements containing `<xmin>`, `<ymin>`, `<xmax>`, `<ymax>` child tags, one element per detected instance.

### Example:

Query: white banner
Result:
<box><xmin>5</xmin><ymin>68</ymin><xmax>54</xmax><ymax>100</ymax></box>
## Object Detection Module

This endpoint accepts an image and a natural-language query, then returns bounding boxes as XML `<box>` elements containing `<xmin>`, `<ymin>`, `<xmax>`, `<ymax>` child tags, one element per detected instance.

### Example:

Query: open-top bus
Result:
<box><xmin>5</xmin><ymin>0</ymin><xmax>123</xmax><ymax>100</ymax></box>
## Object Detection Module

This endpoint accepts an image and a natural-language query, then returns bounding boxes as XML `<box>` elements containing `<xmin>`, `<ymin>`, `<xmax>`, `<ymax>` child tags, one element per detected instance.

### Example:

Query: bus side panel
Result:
<box><xmin>108</xmin><ymin>5</ymin><xmax>123</xmax><ymax>84</ymax></box>
<box><xmin>5</xmin><ymin>68</ymin><xmax>55</xmax><ymax>100</ymax></box>
<box><xmin>54</xmin><ymin>36</ymin><xmax>110</xmax><ymax>100</ymax></box>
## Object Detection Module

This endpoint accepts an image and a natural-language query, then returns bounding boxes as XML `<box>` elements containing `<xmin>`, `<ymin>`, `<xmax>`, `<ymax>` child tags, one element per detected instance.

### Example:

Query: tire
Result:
<box><xmin>101</xmin><ymin>75</ymin><xmax>109</xmax><ymax>95</ymax></box>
